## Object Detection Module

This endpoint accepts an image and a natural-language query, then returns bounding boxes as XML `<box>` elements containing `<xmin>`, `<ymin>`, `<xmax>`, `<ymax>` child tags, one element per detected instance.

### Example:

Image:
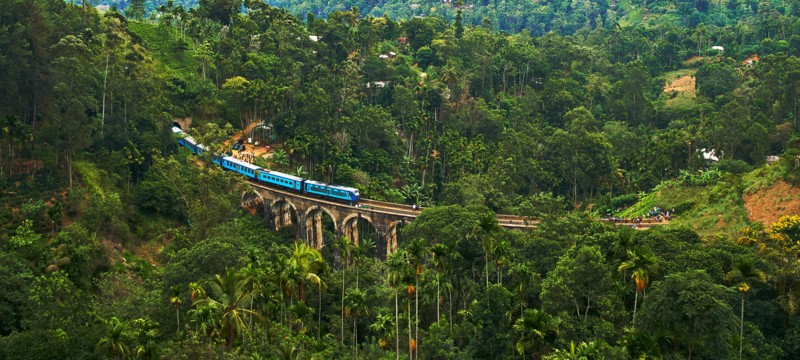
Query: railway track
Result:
<box><xmin>246</xmin><ymin>180</ymin><xmax>665</xmax><ymax>230</ymax></box>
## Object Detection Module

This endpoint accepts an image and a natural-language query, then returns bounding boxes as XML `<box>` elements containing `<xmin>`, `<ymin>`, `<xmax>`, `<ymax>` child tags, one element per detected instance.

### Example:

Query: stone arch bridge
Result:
<box><xmin>241</xmin><ymin>182</ymin><xmax>536</xmax><ymax>258</ymax></box>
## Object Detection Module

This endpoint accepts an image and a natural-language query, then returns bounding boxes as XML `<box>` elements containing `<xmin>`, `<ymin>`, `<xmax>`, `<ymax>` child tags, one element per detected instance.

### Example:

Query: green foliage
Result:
<box><xmin>2</xmin><ymin>1</ymin><xmax>800</xmax><ymax>357</ymax></box>
<box><xmin>638</xmin><ymin>270</ymin><xmax>738</xmax><ymax>358</ymax></box>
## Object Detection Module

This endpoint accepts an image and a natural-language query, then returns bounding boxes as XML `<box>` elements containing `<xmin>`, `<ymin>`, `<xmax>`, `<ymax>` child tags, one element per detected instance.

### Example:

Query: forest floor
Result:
<box><xmin>743</xmin><ymin>180</ymin><xmax>800</xmax><ymax>226</ymax></box>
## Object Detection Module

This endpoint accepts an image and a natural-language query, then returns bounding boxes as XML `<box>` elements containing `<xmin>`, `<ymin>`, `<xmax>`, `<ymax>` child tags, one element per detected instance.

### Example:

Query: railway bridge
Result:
<box><xmin>241</xmin><ymin>181</ymin><xmax>537</xmax><ymax>258</ymax></box>
<box><xmin>241</xmin><ymin>181</ymin><xmax>666</xmax><ymax>258</ymax></box>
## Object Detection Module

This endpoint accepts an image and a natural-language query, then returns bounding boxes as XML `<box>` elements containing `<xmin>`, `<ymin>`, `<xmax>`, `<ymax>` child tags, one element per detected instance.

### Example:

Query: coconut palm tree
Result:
<box><xmin>617</xmin><ymin>247</ymin><xmax>658</xmax><ymax>326</ymax></box>
<box><xmin>513</xmin><ymin>309</ymin><xmax>560</xmax><ymax>360</ymax></box>
<box><xmin>195</xmin><ymin>268</ymin><xmax>263</xmax><ymax>349</ymax></box>
<box><xmin>289</xmin><ymin>242</ymin><xmax>326</xmax><ymax>303</ymax></box>
<box><xmin>726</xmin><ymin>258</ymin><xmax>766</xmax><ymax>360</ymax></box>
<box><xmin>97</xmin><ymin>317</ymin><xmax>130</xmax><ymax>359</ymax></box>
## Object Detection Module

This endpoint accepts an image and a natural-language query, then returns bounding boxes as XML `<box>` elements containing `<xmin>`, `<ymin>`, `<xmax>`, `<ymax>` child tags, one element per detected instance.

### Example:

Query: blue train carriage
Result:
<box><xmin>258</xmin><ymin>170</ymin><xmax>303</xmax><ymax>191</ymax></box>
<box><xmin>172</xmin><ymin>127</ymin><xmax>205</xmax><ymax>155</ymax></box>
<box><xmin>220</xmin><ymin>156</ymin><xmax>260</xmax><ymax>179</ymax></box>
<box><xmin>304</xmin><ymin>180</ymin><xmax>360</xmax><ymax>205</ymax></box>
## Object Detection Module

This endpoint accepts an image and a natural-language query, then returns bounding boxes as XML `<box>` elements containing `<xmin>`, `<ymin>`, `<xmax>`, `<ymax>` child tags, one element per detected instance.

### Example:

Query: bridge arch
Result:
<box><xmin>241</xmin><ymin>190</ymin><xmax>269</xmax><ymax>220</ymax></box>
<box><xmin>302</xmin><ymin>205</ymin><xmax>338</xmax><ymax>250</ymax></box>
<box><xmin>304</xmin><ymin>206</ymin><xmax>339</xmax><ymax>233</ymax></box>
<box><xmin>338</xmin><ymin>212</ymin><xmax>378</xmax><ymax>249</ymax></box>
<box><xmin>269</xmin><ymin>197</ymin><xmax>300</xmax><ymax>232</ymax></box>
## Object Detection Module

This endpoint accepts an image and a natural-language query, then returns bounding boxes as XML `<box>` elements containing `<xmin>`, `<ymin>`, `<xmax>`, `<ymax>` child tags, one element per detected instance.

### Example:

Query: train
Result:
<box><xmin>172</xmin><ymin>126</ymin><xmax>361</xmax><ymax>205</ymax></box>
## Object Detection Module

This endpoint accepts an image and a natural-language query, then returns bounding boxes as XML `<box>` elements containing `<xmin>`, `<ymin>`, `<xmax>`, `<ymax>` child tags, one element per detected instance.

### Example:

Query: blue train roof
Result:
<box><xmin>172</xmin><ymin>126</ymin><xmax>184</xmax><ymax>134</ymax></box>
<box><xmin>222</xmin><ymin>156</ymin><xmax>262</xmax><ymax>172</ymax></box>
<box><xmin>305</xmin><ymin>180</ymin><xmax>360</xmax><ymax>194</ymax></box>
<box><xmin>263</xmin><ymin>170</ymin><xmax>304</xmax><ymax>182</ymax></box>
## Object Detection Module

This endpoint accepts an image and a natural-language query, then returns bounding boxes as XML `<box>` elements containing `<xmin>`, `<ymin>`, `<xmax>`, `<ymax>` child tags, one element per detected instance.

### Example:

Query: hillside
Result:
<box><xmin>3</xmin><ymin>1</ymin><xmax>800</xmax><ymax>359</ymax></box>
<box><xmin>619</xmin><ymin>158</ymin><xmax>800</xmax><ymax>237</ymax></box>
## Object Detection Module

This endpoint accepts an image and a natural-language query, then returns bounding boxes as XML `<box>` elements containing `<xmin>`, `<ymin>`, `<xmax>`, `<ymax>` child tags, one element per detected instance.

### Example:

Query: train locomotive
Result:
<box><xmin>172</xmin><ymin>126</ymin><xmax>360</xmax><ymax>205</ymax></box>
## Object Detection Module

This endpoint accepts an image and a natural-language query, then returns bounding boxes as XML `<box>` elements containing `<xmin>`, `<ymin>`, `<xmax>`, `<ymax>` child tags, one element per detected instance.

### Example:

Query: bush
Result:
<box><xmin>713</xmin><ymin>159</ymin><xmax>753</xmax><ymax>175</ymax></box>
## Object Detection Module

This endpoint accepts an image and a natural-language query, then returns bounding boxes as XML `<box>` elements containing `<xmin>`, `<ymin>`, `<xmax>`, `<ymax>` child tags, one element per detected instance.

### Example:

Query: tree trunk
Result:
<box><xmin>739</xmin><ymin>296</ymin><xmax>744</xmax><ymax>360</ymax></box>
<box><xmin>67</xmin><ymin>153</ymin><xmax>73</xmax><ymax>189</ymax></box>
<box><xmin>342</xmin><ymin>267</ymin><xmax>346</xmax><ymax>345</ymax></box>
<box><xmin>632</xmin><ymin>289</ymin><xmax>639</xmax><ymax>326</ymax></box>
<box><xmin>101</xmin><ymin>52</ymin><xmax>110</xmax><ymax>136</ymax></box>
<box><xmin>415</xmin><ymin>274</ymin><xmax>420</xmax><ymax>359</ymax></box>
<box><xmin>408</xmin><ymin>298</ymin><xmax>412</xmax><ymax>358</ymax></box>
<box><xmin>354</xmin><ymin>315</ymin><xmax>358</xmax><ymax>359</ymax></box>
<box><xmin>485</xmin><ymin>251</ymin><xmax>490</xmax><ymax>287</ymax></box>
<box><xmin>436</xmin><ymin>274</ymin><xmax>440</xmax><ymax>323</ymax></box>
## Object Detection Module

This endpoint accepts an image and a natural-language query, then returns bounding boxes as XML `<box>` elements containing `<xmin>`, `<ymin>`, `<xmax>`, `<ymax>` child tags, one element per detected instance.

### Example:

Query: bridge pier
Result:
<box><xmin>282</xmin><ymin>202</ymin><xmax>293</xmax><ymax>229</ymax></box>
<box><xmin>302</xmin><ymin>211</ymin><xmax>324</xmax><ymax>250</ymax></box>
<box><xmin>340</xmin><ymin>216</ymin><xmax>360</xmax><ymax>247</ymax></box>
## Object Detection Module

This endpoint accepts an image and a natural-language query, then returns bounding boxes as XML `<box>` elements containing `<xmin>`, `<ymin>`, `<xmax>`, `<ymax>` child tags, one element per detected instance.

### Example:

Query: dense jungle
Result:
<box><xmin>2</xmin><ymin>0</ymin><xmax>800</xmax><ymax>358</ymax></box>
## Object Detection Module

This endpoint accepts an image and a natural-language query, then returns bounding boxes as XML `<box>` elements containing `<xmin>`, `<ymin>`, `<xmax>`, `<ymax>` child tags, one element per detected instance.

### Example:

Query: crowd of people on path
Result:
<box><xmin>603</xmin><ymin>206</ymin><xmax>673</xmax><ymax>228</ymax></box>
<box><xmin>235</xmin><ymin>151</ymin><xmax>256</xmax><ymax>163</ymax></box>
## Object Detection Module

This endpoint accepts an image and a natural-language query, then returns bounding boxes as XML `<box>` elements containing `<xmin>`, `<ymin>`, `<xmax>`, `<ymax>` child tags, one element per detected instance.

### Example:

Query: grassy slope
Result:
<box><xmin>621</xmin><ymin>161</ymin><xmax>798</xmax><ymax>238</ymax></box>
<box><xmin>128</xmin><ymin>22</ymin><xmax>196</xmax><ymax>78</ymax></box>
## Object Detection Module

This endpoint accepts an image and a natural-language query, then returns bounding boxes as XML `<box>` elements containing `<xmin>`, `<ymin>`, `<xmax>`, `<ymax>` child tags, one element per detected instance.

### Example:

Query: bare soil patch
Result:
<box><xmin>743</xmin><ymin>181</ymin><xmax>800</xmax><ymax>226</ymax></box>
<box><xmin>664</xmin><ymin>75</ymin><xmax>696</xmax><ymax>94</ymax></box>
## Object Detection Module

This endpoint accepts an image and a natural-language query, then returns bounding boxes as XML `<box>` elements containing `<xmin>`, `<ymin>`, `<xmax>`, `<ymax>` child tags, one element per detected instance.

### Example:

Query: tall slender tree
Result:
<box><xmin>618</xmin><ymin>248</ymin><xmax>658</xmax><ymax>326</ymax></box>
<box><xmin>725</xmin><ymin>259</ymin><xmax>766</xmax><ymax>360</ymax></box>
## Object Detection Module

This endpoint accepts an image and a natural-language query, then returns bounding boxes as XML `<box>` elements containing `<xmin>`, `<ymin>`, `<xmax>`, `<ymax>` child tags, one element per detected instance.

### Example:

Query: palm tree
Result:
<box><xmin>353</xmin><ymin>237</ymin><xmax>375</xmax><ymax>289</ymax></box>
<box><xmin>293</xmin><ymin>165</ymin><xmax>308</xmax><ymax>178</ymax></box>
<box><xmin>169</xmin><ymin>285</ymin><xmax>183</xmax><ymax>333</ymax></box>
<box><xmin>369</xmin><ymin>312</ymin><xmax>395</xmax><ymax>351</ymax></box>
<box><xmin>386</xmin><ymin>250</ymin><xmax>410</xmax><ymax>360</ymax></box>
<box><xmin>270</xmin><ymin>148</ymin><xmax>289</xmax><ymax>170</ymax></box>
<box><xmin>195</xmin><ymin>268</ymin><xmax>263</xmax><ymax>349</ymax></box>
<box><xmin>617</xmin><ymin>248</ymin><xmax>658</xmax><ymax>326</ymax></box>
<box><xmin>131</xmin><ymin>317</ymin><xmax>159</xmax><ymax>359</ymax></box>
<box><xmin>430</xmin><ymin>243</ymin><xmax>449</xmax><ymax>323</ymax></box>
<box><xmin>493</xmin><ymin>238</ymin><xmax>511</xmax><ymax>285</ymax></box>
<box><xmin>407</xmin><ymin>238</ymin><xmax>429</xmax><ymax>359</ymax></box>
<box><xmin>619</xmin><ymin>327</ymin><xmax>661</xmax><ymax>359</ymax></box>
<box><xmin>513</xmin><ymin>309</ymin><xmax>560</xmax><ymax>360</ymax></box>
<box><xmin>289</xmin><ymin>242</ymin><xmax>326</xmax><ymax>303</ymax></box>
<box><xmin>189</xmin><ymin>282</ymin><xmax>206</xmax><ymax>303</ymax></box>
<box><xmin>345</xmin><ymin>287</ymin><xmax>369</xmax><ymax>359</ymax></box>
<box><xmin>546</xmin><ymin>341</ymin><xmax>604</xmax><ymax>360</ymax></box>
<box><xmin>188</xmin><ymin>302</ymin><xmax>219</xmax><ymax>339</ymax></box>
<box><xmin>726</xmin><ymin>258</ymin><xmax>766</xmax><ymax>360</ymax></box>
<box><xmin>478</xmin><ymin>213</ymin><xmax>500</xmax><ymax>287</ymax></box>
<box><xmin>272</xmin><ymin>342</ymin><xmax>302</xmax><ymax>360</ymax></box>
<box><xmin>334</xmin><ymin>236</ymin><xmax>354</xmax><ymax>345</ymax></box>
<box><xmin>97</xmin><ymin>317</ymin><xmax>130</xmax><ymax>359</ymax></box>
